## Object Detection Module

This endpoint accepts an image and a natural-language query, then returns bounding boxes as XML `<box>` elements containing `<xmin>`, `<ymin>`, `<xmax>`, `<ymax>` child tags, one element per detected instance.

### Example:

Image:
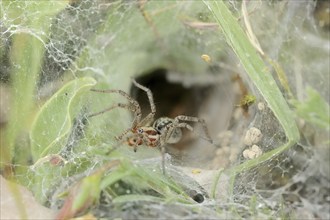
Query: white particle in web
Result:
<box><xmin>244</xmin><ymin>127</ymin><xmax>263</xmax><ymax>146</ymax></box>
<box><xmin>258</xmin><ymin>102</ymin><xmax>265</xmax><ymax>111</ymax></box>
<box><xmin>243</xmin><ymin>145</ymin><xmax>262</xmax><ymax>159</ymax></box>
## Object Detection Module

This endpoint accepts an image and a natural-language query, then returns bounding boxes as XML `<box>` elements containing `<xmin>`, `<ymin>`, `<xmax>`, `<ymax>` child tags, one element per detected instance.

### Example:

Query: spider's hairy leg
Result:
<box><xmin>176</xmin><ymin>123</ymin><xmax>193</xmax><ymax>131</ymax></box>
<box><xmin>106</xmin><ymin>133</ymin><xmax>140</xmax><ymax>155</ymax></box>
<box><xmin>105</xmin><ymin>137</ymin><xmax>127</xmax><ymax>156</ymax></box>
<box><xmin>90</xmin><ymin>88</ymin><xmax>142</xmax><ymax>128</ymax></box>
<box><xmin>174</xmin><ymin>115</ymin><xmax>213</xmax><ymax>144</ymax></box>
<box><xmin>87</xmin><ymin>103</ymin><xmax>129</xmax><ymax>118</ymax></box>
<box><xmin>115</xmin><ymin>128</ymin><xmax>131</xmax><ymax>141</ymax></box>
<box><xmin>132</xmin><ymin>79</ymin><xmax>156</xmax><ymax>125</ymax></box>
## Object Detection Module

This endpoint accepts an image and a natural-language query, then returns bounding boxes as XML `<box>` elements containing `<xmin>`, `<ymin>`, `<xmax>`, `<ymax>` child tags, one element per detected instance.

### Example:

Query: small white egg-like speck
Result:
<box><xmin>244</xmin><ymin>127</ymin><xmax>263</xmax><ymax>146</ymax></box>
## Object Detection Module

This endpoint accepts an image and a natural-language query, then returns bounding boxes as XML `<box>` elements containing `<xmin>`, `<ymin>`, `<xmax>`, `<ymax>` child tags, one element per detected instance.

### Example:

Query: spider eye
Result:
<box><xmin>137</xmin><ymin>128</ymin><xmax>144</xmax><ymax>133</ymax></box>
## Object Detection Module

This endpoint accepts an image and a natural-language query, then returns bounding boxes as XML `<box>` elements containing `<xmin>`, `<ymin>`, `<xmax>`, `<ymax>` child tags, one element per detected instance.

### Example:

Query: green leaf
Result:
<box><xmin>1</xmin><ymin>0</ymin><xmax>69</xmax><ymax>166</ymax></box>
<box><xmin>204</xmin><ymin>1</ymin><xmax>299</xmax><ymax>144</ymax></box>
<box><xmin>112</xmin><ymin>194</ymin><xmax>165</xmax><ymax>204</ymax></box>
<box><xmin>293</xmin><ymin>87</ymin><xmax>330</xmax><ymax>130</ymax></box>
<box><xmin>71</xmin><ymin>171</ymin><xmax>103</xmax><ymax>213</ymax></box>
<box><xmin>1</xmin><ymin>1</ymin><xmax>69</xmax><ymax>28</ymax></box>
<box><xmin>30</xmin><ymin>77</ymin><xmax>96</xmax><ymax>161</ymax></box>
<box><xmin>203</xmin><ymin>1</ymin><xmax>301</xmax><ymax>199</ymax></box>
<box><xmin>100</xmin><ymin>169</ymin><xmax>133</xmax><ymax>190</ymax></box>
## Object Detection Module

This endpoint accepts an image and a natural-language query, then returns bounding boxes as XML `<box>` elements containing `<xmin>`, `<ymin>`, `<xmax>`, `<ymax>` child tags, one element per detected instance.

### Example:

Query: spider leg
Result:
<box><xmin>87</xmin><ymin>103</ymin><xmax>129</xmax><ymax>118</ymax></box>
<box><xmin>90</xmin><ymin>88</ymin><xmax>142</xmax><ymax>128</ymax></box>
<box><xmin>132</xmin><ymin>79</ymin><xmax>156</xmax><ymax>125</ymax></box>
<box><xmin>88</xmin><ymin>102</ymin><xmax>139</xmax><ymax>141</ymax></box>
<box><xmin>106</xmin><ymin>132</ymin><xmax>142</xmax><ymax>155</ymax></box>
<box><xmin>174</xmin><ymin>115</ymin><xmax>213</xmax><ymax>144</ymax></box>
<box><xmin>115</xmin><ymin>128</ymin><xmax>131</xmax><ymax>141</ymax></box>
<box><xmin>105</xmin><ymin>137</ymin><xmax>127</xmax><ymax>155</ymax></box>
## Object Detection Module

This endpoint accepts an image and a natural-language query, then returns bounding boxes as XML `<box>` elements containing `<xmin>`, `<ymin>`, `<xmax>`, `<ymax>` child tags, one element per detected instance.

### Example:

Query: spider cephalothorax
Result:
<box><xmin>127</xmin><ymin>126</ymin><xmax>159</xmax><ymax>149</ymax></box>
<box><xmin>88</xmin><ymin>78</ymin><xmax>213</xmax><ymax>173</ymax></box>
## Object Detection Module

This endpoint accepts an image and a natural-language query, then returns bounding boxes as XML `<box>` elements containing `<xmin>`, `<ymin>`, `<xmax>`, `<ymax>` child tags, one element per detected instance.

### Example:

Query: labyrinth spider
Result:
<box><xmin>88</xmin><ymin>79</ymin><xmax>213</xmax><ymax>174</ymax></box>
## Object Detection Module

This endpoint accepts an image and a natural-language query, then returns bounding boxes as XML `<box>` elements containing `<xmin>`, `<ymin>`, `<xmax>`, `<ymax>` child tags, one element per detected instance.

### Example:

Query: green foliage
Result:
<box><xmin>0</xmin><ymin>2</ymin><xmax>69</xmax><ymax>217</ymax></box>
<box><xmin>204</xmin><ymin>1</ymin><xmax>299</xmax><ymax>144</ymax></box>
<box><xmin>113</xmin><ymin>194</ymin><xmax>164</xmax><ymax>204</ymax></box>
<box><xmin>100</xmin><ymin>158</ymin><xmax>193</xmax><ymax>204</ymax></box>
<box><xmin>292</xmin><ymin>87</ymin><xmax>330</xmax><ymax>131</ymax></box>
<box><xmin>5</xmin><ymin>1</ymin><xmax>219</xmax><ymax>212</ymax></box>
<box><xmin>71</xmin><ymin>171</ymin><xmax>102</xmax><ymax>214</ymax></box>
<box><xmin>2</xmin><ymin>0</ymin><xmax>327</xmax><ymax>219</ymax></box>
<box><xmin>30</xmin><ymin>77</ymin><xmax>96</xmax><ymax>161</ymax></box>
<box><xmin>1</xmin><ymin>0</ymin><xmax>69</xmax><ymax>165</ymax></box>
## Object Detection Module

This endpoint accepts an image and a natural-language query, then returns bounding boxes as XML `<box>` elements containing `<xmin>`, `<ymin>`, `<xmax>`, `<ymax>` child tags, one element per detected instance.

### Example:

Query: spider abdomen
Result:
<box><xmin>153</xmin><ymin>117</ymin><xmax>182</xmax><ymax>144</ymax></box>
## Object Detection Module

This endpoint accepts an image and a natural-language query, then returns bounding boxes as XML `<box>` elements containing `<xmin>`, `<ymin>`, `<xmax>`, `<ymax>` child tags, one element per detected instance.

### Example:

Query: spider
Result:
<box><xmin>88</xmin><ymin>79</ymin><xmax>213</xmax><ymax>174</ymax></box>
